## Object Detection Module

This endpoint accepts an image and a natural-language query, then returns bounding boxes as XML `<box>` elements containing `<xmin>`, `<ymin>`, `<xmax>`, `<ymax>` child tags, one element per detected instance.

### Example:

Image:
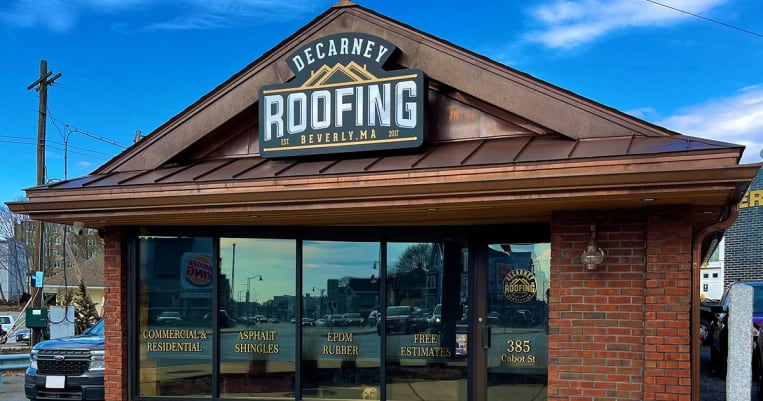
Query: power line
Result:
<box><xmin>0</xmin><ymin>136</ymin><xmax>117</xmax><ymax>160</ymax></box>
<box><xmin>46</xmin><ymin>111</ymin><xmax>129</xmax><ymax>149</ymax></box>
<box><xmin>54</xmin><ymin>82</ymin><xmax>166</xmax><ymax>119</ymax></box>
<box><xmin>645</xmin><ymin>0</ymin><xmax>763</xmax><ymax>38</ymax></box>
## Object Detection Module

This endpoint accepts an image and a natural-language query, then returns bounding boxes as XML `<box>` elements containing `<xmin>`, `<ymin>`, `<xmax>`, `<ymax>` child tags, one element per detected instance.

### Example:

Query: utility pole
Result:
<box><xmin>27</xmin><ymin>60</ymin><xmax>61</xmax><ymax>345</ymax></box>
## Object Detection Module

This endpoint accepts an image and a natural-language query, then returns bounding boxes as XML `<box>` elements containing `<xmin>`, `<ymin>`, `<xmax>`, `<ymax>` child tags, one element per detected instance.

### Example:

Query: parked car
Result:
<box><xmin>700</xmin><ymin>297</ymin><xmax>720</xmax><ymax>346</ymax></box>
<box><xmin>378</xmin><ymin>305</ymin><xmax>427</xmax><ymax>335</ymax></box>
<box><xmin>15</xmin><ymin>328</ymin><xmax>31</xmax><ymax>344</ymax></box>
<box><xmin>155</xmin><ymin>311</ymin><xmax>183</xmax><ymax>325</ymax></box>
<box><xmin>710</xmin><ymin>281</ymin><xmax>763</xmax><ymax>377</ymax></box>
<box><xmin>342</xmin><ymin>312</ymin><xmax>364</xmax><ymax>326</ymax></box>
<box><xmin>0</xmin><ymin>313</ymin><xmax>15</xmax><ymax>343</ymax></box>
<box><xmin>301</xmin><ymin>318</ymin><xmax>316</xmax><ymax>326</ymax></box>
<box><xmin>367</xmin><ymin>310</ymin><xmax>379</xmax><ymax>326</ymax></box>
<box><xmin>327</xmin><ymin>314</ymin><xmax>346</xmax><ymax>327</ymax></box>
<box><xmin>25</xmin><ymin>319</ymin><xmax>104</xmax><ymax>401</ymax></box>
<box><xmin>0</xmin><ymin>313</ymin><xmax>16</xmax><ymax>333</ymax></box>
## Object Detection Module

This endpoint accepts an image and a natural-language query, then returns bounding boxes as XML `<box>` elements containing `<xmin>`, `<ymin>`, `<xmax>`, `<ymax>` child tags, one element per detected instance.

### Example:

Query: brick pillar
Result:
<box><xmin>549</xmin><ymin>210</ymin><xmax>646</xmax><ymax>401</ymax></box>
<box><xmin>102</xmin><ymin>229</ymin><xmax>127</xmax><ymax>401</ymax></box>
<box><xmin>643</xmin><ymin>207</ymin><xmax>692</xmax><ymax>400</ymax></box>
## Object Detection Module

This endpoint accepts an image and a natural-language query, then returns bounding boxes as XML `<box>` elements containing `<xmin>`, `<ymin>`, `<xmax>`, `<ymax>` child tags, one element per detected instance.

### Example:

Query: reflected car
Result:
<box><xmin>203</xmin><ymin>310</ymin><xmax>236</xmax><ymax>328</ymax></box>
<box><xmin>301</xmin><ymin>318</ymin><xmax>316</xmax><ymax>326</ymax></box>
<box><xmin>428</xmin><ymin>304</ymin><xmax>442</xmax><ymax>330</ymax></box>
<box><xmin>156</xmin><ymin>311</ymin><xmax>183</xmax><ymax>325</ymax></box>
<box><xmin>367</xmin><ymin>310</ymin><xmax>379</xmax><ymax>326</ymax></box>
<box><xmin>379</xmin><ymin>305</ymin><xmax>427</xmax><ymax>335</ymax></box>
<box><xmin>343</xmin><ymin>313</ymin><xmax>364</xmax><ymax>326</ymax></box>
<box><xmin>267</xmin><ymin>317</ymin><xmax>279</xmax><ymax>324</ymax></box>
<box><xmin>327</xmin><ymin>314</ymin><xmax>346</xmax><ymax>326</ymax></box>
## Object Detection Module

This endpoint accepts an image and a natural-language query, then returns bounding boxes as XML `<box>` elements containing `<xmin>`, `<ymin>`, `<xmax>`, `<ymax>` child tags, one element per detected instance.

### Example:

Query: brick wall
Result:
<box><xmin>549</xmin><ymin>207</ymin><xmax>692</xmax><ymax>401</ymax></box>
<box><xmin>725</xmin><ymin>166</ymin><xmax>763</xmax><ymax>286</ymax></box>
<box><xmin>102</xmin><ymin>230</ymin><xmax>127</xmax><ymax>401</ymax></box>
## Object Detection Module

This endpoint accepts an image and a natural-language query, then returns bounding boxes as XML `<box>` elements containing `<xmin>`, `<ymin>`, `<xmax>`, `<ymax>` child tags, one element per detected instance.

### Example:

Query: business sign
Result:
<box><xmin>259</xmin><ymin>33</ymin><xmax>426</xmax><ymax>158</ymax></box>
<box><xmin>180</xmin><ymin>253</ymin><xmax>213</xmax><ymax>289</ymax></box>
<box><xmin>503</xmin><ymin>269</ymin><xmax>537</xmax><ymax>304</ymax></box>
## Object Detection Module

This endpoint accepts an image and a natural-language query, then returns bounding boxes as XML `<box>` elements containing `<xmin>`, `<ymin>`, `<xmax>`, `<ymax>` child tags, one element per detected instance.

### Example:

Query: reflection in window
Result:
<box><xmin>219</xmin><ymin>238</ymin><xmax>296</xmax><ymax>399</ymax></box>
<box><xmin>486</xmin><ymin>243</ymin><xmax>550</xmax><ymax>401</ymax></box>
<box><xmin>302</xmin><ymin>241</ymin><xmax>380</xmax><ymax>400</ymax></box>
<box><xmin>385</xmin><ymin>243</ymin><xmax>467</xmax><ymax>401</ymax></box>
<box><xmin>137</xmin><ymin>236</ymin><xmax>214</xmax><ymax>397</ymax></box>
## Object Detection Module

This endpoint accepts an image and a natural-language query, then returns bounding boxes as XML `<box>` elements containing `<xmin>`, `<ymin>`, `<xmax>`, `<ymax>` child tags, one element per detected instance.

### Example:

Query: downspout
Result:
<box><xmin>691</xmin><ymin>202</ymin><xmax>739</xmax><ymax>401</ymax></box>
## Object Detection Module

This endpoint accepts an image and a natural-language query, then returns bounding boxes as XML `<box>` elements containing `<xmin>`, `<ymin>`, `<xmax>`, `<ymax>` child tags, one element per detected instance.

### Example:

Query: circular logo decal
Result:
<box><xmin>184</xmin><ymin>254</ymin><xmax>213</xmax><ymax>288</ymax></box>
<box><xmin>503</xmin><ymin>269</ymin><xmax>537</xmax><ymax>303</ymax></box>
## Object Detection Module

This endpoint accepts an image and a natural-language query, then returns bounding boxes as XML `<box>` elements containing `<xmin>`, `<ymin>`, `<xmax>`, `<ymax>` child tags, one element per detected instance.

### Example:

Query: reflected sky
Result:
<box><xmin>220</xmin><ymin>238</ymin><xmax>384</xmax><ymax>301</ymax></box>
<box><xmin>218</xmin><ymin>239</ymin><xmax>549</xmax><ymax>302</ymax></box>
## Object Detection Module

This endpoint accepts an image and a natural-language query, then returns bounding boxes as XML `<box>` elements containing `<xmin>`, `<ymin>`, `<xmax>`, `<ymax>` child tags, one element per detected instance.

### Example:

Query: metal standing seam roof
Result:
<box><xmin>39</xmin><ymin>134</ymin><xmax>736</xmax><ymax>191</ymax></box>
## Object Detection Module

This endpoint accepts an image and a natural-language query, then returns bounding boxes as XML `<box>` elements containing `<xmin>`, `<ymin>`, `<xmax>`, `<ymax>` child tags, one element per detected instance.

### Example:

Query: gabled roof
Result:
<box><xmin>94</xmin><ymin>1</ymin><xmax>697</xmax><ymax>174</ymax></box>
<box><xmin>6</xmin><ymin>1</ymin><xmax>760</xmax><ymax>232</ymax></box>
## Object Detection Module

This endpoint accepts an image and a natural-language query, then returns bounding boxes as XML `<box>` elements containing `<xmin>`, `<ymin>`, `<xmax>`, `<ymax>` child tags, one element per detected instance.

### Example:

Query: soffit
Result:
<box><xmin>8</xmin><ymin>137</ymin><xmax>759</xmax><ymax>232</ymax></box>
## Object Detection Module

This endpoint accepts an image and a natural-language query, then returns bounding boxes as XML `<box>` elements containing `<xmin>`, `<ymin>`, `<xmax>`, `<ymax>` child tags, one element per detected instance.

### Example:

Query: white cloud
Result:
<box><xmin>0</xmin><ymin>0</ymin><xmax>321</xmax><ymax>32</ymax></box>
<box><xmin>658</xmin><ymin>84</ymin><xmax>763</xmax><ymax>163</ymax></box>
<box><xmin>526</xmin><ymin>0</ymin><xmax>727</xmax><ymax>49</ymax></box>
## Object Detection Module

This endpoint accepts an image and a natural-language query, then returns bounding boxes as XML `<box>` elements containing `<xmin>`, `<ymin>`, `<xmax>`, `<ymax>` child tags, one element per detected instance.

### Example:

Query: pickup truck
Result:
<box><xmin>25</xmin><ymin>320</ymin><xmax>105</xmax><ymax>401</ymax></box>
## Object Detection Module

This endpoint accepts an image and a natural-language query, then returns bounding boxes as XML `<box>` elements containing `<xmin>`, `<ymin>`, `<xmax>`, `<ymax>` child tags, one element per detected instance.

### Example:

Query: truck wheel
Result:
<box><xmin>699</xmin><ymin>320</ymin><xmax>711</xmax><ymax>346</ymax></box>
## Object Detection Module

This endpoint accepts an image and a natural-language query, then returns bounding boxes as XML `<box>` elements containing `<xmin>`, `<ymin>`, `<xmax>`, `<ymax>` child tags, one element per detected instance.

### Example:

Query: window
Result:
<box><xmin>302</xmin><ymin>240</ymin><xmax>380</xmax><ymax>399</ymax></box>
<box><xmin>385</xmin><ymin>242</ymin><xmax>466</xmax><ymax>401</ymax></box>
<box><xmin>136</xmin><ymin>236</ymin><xmax>214</xmax><ymax>397</ymax></box>
<box><xmin>218</xmin><ymin>238</ymin><xmax>297</xmax><ymax>398</ymax></box>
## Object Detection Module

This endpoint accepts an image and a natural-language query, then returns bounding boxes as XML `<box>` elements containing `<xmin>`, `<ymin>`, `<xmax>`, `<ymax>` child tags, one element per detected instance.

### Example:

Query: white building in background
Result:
<box><xmin>700</xmin><ymin>237</ymin><xmax>724</xmax><ymax>300</ymax></box>
<box><xmin>0</xmin><ymin>237</ymin><xmax>29</xmax><ymax>303</ymax></box>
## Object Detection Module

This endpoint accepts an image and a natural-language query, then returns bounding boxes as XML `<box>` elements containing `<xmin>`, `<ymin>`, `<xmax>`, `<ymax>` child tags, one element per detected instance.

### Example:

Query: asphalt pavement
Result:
<box><xmin>0</xmin><ymin>343</ymin><xmax>755</xmax><ymax>400</ymax></box>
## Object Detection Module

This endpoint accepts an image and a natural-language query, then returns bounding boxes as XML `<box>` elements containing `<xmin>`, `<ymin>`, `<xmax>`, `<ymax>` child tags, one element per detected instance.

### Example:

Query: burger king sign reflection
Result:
<box><xmin>181</xmin><ymin>253</ymin><xmax>214</xmax><ymax>289</ymax></box>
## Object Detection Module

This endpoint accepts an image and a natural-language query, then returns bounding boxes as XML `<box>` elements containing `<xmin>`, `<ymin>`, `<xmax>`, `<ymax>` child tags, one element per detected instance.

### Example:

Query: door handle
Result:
<box><xmin>482</xmin><ymin>319</ymin><xmax>491</xmax><ymax>350</ymax></box>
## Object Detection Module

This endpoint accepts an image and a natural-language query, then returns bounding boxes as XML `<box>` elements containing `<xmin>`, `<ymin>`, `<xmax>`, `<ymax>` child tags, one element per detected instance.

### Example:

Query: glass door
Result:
<box><xmin>476</xmin><ymin>242</ymin><xmax>550</xmax><ymax>401</ymax></box>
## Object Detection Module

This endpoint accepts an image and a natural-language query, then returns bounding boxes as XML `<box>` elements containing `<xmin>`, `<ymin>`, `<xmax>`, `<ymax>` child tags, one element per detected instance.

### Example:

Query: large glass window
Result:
<box><xmin>133</xmin><ymin>232</ymin><xmax>550</xmax><ymax>401</ymax></box>
<box><xmin>301</xmin><ymin>241</ymin><xmax>381</xmax><ymax>400</ymax></box>
<box><xmin>137</xmin><ymin>236</ymin><xmax>214</xmax><ymax>397</ymax></box>
<box><xmin>219</xmin><ymin>238</ymin><xmax>297</xmax><ymax>399</ymax></box>
<box><xmin>385</xmin><ymin>243</ymin><xmax>468</xmax><ymax>401</ymax></box>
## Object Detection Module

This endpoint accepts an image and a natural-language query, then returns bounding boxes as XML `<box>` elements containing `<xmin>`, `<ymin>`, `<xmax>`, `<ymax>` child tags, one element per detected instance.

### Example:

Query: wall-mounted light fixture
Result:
<box><xmin>580</xmin><ymin>224</ymin><xmax>605</xmax><ymax>271</ymax></box>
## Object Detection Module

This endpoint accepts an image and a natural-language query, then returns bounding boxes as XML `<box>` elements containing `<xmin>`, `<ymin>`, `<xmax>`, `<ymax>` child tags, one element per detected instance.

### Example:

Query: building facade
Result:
<box><xmin>7</xmin><ymin>3</ymin><xmax>761</xmax><ymax>401</ymax></box>
<box><xmin>0</xmin><ymin>237</ymin><xmax>28</xmax><ymax>303</ymax></box>
<box><xmin>725</xmin><ymin>166</ymin><xmax>763</xmax><ymax>287</ymax></box>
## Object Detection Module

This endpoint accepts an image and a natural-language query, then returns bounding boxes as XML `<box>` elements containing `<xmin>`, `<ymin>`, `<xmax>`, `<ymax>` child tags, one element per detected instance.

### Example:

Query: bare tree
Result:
<box><xmin>0</xmin><ymin>206</ymin><xmax>31</xmax><ymax>303</ymax></box>
<box><xmin>391</xmin><ymin>243</ymin><xmax>433</xmax><ymax>274</ymax></box>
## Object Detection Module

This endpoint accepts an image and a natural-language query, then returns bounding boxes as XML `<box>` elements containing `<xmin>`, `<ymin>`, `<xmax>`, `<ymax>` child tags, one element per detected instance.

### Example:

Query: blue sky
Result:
<box><xmin>1</xmin><ymin>0</ymin><xmax>762</xmax><ymax>205</ymax></box>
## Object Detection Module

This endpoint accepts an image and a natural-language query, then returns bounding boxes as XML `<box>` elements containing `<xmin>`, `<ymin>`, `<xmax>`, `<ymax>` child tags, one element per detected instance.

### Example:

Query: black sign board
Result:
<box><xmin>259</xmin><ymin>33</ymin><xmax>426</xmax><ymax>158</ymax></box>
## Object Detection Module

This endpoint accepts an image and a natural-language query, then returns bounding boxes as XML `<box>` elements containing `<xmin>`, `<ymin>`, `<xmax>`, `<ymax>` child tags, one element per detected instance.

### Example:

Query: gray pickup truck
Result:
<box><xmin>25</xmin><ymin>320</ymin><xmax>105</xmax><ymax>401</ymax></box>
